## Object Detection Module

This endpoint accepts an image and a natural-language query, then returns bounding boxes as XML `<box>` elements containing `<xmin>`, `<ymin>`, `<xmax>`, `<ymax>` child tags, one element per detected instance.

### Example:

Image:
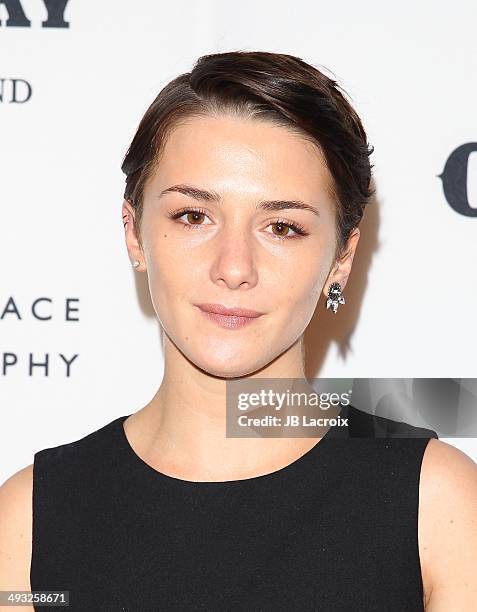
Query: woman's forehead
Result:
<box><xmin>150</xmin><ymin>115</ymin><xmax>333</xmax><ymax>201</ymax></box>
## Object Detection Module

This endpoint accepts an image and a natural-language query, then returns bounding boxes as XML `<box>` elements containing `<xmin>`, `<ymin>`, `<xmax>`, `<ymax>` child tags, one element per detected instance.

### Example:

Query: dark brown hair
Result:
<box><xmin>121</xmin><ymin>50</ymin><xmax>375</xmax><ymax>259</ymax></box>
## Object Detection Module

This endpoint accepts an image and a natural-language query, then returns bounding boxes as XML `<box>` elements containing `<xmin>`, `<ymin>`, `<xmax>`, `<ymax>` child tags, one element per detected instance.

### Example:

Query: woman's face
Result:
<box><xmin>124</xmin><ymin>114</ymin><xmax>358</xmax><ymax>378</ymax></box>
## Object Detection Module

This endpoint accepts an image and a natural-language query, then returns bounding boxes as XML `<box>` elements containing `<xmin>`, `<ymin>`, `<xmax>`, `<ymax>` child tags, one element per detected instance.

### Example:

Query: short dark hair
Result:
<box><xmin>121</xmin><ymin>50</ymin><xmax>375</xmax><ymax>259</ymax></box>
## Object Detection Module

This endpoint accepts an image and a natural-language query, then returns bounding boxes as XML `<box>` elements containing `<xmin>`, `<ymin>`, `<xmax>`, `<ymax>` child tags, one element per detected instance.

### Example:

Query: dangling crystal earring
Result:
<box><xmin>326</xmin><ymin>282</ymin><xmax>345</xmax><ymax>314</ymax></box>
<box><xmin>132</xmin><ymin>260</ymin><xmax>140</xmax><ymax>268</ymax></box>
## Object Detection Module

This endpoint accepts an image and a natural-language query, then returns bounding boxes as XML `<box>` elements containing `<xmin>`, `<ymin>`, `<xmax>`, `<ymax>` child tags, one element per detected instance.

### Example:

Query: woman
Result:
<box><xmin>1</xmin><ymin>50</ymin><xmax>476</xmax><ymax>611</ymax></box>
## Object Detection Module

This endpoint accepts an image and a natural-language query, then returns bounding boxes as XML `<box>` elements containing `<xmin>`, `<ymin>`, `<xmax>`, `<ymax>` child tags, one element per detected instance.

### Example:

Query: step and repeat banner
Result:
<box><xmin>1</xmin><ymin>0</ymin><xmax>476</xmax><ymax>480</ymax></box>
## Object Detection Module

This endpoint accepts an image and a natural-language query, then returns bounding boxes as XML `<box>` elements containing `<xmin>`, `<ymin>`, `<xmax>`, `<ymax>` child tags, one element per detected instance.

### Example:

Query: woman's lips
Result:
<box><xmin>195</xmin><ymin>303</ymin><xmax>264</xmax><ymax>329</ymax></box>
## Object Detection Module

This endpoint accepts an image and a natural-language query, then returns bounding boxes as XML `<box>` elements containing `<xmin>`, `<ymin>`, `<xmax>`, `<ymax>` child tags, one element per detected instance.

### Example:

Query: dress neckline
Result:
<box><xmin>113</xmin><ymin>403</ymin><xmax>348</xmax><ymax>487</ymax></box>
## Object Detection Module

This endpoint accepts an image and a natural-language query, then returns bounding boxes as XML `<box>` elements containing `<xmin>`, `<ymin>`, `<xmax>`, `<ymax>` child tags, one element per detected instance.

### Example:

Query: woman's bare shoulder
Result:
<box><xmin>419</xmin><ymin>438</ymin><xmax>477</xmax><ymax>610</ymax></box>
<box><xmin>0</xmin><ymin>463</ymin><xmax>34</xmax><ymax>609</ymax></box>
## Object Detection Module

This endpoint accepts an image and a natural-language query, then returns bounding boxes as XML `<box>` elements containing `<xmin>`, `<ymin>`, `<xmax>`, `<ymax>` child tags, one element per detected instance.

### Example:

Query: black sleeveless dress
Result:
<box><xmin>30</xmin><ymin>404</ymin><xmax>438</xmax><ymax>611</ymax></box>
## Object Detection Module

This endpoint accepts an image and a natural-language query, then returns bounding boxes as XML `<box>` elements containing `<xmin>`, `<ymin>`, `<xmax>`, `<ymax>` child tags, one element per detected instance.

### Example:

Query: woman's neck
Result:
<box><xmin>123</xmin><ymin>335</ymin><xmax>326</xmax><ymax>482</ymax></box>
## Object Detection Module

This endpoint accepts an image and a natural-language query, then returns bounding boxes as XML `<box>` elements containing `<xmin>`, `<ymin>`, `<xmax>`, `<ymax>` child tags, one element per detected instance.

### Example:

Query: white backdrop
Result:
<box><xmin>1</xmin><ymin>0</ymin><xmax>476</xmax><ymax>483</ymax></box>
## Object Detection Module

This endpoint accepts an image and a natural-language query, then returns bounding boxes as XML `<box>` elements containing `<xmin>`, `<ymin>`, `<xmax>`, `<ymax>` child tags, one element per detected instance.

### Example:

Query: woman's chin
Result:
<box><xmin>200</xmin><ymin>364</ymin><xmax>264</xmax><ymax>379</ymax></box>
<box><xmin>192</xmin><ymin>348</ymin><xmax>269</xmax><ymax>379</ymax></box>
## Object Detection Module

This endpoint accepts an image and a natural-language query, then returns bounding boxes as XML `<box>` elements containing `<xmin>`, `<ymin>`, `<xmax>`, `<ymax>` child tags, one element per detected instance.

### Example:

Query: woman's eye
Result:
<box><xmin>169</xmin><ymin>208</ymin><xmax>212</xmax><ymax>228</ymax></box>
<box><xmin>268</xmin><ymin>222</ymin><xmax>295</xmax><ymax>238</ymax></box>
<box><xmin>266</xmin><ymin>221</ymin><xmax>308</xmax><ymax>239</ymax></box>
<box><xmin>183</xmin><ymin>211</ymin><xmax>209</xmax><ymax>225</ymax></box>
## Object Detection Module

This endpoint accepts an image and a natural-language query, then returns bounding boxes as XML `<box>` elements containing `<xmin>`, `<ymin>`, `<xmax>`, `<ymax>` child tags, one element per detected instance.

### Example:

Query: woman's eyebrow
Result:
<box><xmin>158</xmin><ymin>183</ymin><xmax>320</xmax><ymax>217</ymax></box>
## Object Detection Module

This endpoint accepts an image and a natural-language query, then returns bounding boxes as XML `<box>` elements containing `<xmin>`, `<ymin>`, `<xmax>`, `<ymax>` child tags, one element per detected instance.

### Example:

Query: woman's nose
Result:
<box><xmin>208</xmin><ymin>230</ymin><xmax>259</xmax><ymax>290</ymax></box>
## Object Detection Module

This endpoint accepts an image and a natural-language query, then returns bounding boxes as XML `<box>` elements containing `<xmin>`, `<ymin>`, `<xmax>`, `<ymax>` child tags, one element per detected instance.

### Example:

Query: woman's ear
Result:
<box><xmin>322</xmin><ymin>228</ymin><xmax>360</xmax><ymax>298</ymax></box>
<box><xmin>122</xmin><ymin>199</ymin><xmax>144</xmax><ymax>271</ymax></box>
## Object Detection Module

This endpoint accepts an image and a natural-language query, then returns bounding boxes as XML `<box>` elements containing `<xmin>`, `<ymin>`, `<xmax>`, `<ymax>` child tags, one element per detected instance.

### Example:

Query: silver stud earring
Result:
<box><xmin>326</xmin><ymin>282</ymin><xmax>345</xmax><ymax>314</ymax></box>
<box><xmin>132</xmin><ymin>259</ymin><xmax>140</xmax><ymax>268</ymax></box>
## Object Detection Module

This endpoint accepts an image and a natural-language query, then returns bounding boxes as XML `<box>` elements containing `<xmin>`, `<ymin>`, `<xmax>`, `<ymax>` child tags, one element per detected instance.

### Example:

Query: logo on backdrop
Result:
<box><xmin>0</xmin><ymin>0</ymin><xmax>69</xmax><ymax>27</ymax></box>
<box><xmin>1</xmin><ymin>0</ymin><xmax>70</xmax><ymax>103</ymax></box>
<box><xmin>439</xmin><ymin>143</ymin><xmax>477</xmax><ymax>217</ymax></box>
<box><xmin>0</xmin><ymin>78</ymin><xmax>32</xmax><ymax>103</ymax></box>
<box><xmin>1</xmin><ymin>296</ymin><xmax>79</xmax><ymax>377</ymax></box>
